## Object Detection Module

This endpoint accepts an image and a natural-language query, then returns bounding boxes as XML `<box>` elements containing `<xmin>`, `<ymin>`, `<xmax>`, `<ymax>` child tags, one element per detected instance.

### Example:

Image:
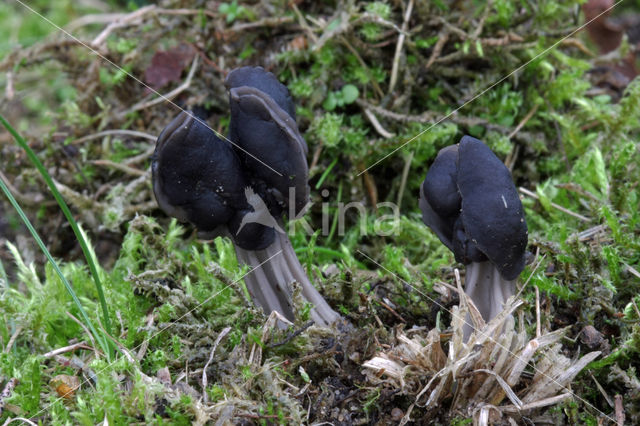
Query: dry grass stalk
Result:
<box><xmin>363</xmin><ymin>296</ymin><xmax>601</xmax><ymax>424</ymax></box>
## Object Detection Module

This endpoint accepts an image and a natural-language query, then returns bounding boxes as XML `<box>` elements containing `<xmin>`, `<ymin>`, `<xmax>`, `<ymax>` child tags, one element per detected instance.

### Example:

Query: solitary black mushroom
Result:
<box><xmin>419</xmin><ymin>136</ymin><xmax>528</xmax><ymax>339</ymax></box>
<box><xmin>152</xmin><ymin>67</ymin><xmax>341</xmax><ymax>327</ymax></box>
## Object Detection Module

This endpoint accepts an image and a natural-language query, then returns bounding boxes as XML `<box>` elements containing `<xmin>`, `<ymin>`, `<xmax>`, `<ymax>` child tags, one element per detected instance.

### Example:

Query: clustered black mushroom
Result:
<box><xmin>152</xmin><ymin>66</ymin><xmax>340</xmax><ymax>327</ymax></box>
<box><xmin>419</xmin><ymin>136</ymin><xmax>528</xmax><ymax>339</ymax></box>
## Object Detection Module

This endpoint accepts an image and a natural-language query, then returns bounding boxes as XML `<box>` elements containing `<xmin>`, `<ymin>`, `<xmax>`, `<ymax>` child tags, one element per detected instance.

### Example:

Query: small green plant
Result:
<box><xmin>322</xmin><ymin>84</ymin><xmax>359</xmax><ymax>111</ymax></box>
<box><xmin>218</xmin><ymin>0</ymin><xmax>248</xmax><ymax>23</ymax></box>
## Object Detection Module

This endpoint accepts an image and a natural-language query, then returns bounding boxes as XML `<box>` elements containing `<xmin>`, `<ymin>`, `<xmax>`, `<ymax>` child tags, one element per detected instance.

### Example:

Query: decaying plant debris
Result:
<box><xmin>1</xmin><ymin>0</ymin><xmax>640</xmax><ymax>424</ymax></box>
<box><xmin>363</xmin><ymin>288</ymin><xmax>602</xmax><ymax>425</ymax></box>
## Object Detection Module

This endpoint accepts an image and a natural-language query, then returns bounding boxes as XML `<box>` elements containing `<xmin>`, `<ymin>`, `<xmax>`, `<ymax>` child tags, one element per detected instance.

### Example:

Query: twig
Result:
<box><xmin>2</xmin><ymin>418</ymin><xmax>38</xmax><ymax>426</ymax></box>
<box><xmin>154</xmin><ymin>7</ymin><xmax>217</xmax><ymax>19</ymax></box>
<box><xmin>388</xmin><ymin>0</ymin><xmax>414</xmax><ymax>94</ymax></box>
<box><xmin>124</xmin><ymin>146</ymin><xmax>156</xmax><ymax>166</ymax></box>
<box><xmin>355</xmin><ymin>99</ymin><xmax>510</xmax><ymax>134</ymax></box>
<box><xmin>615</xmin><ymin>394</ymin><xmax>625</xmax><ymax>426</ymax></box>
<box><xmin>560</xmin><ymin>38</ymin><xmax>594</xmax><ymax>56</ymax></box>
<box><xmin>66</xmin><ymin>312</ymin><xmax>102</xmax><ymax>359</ymax></box>
<box><xmin>118</xmin><ymin>55</ymin><xmax>199</xmax><ymax>119</ymax></box>
<box><xmin>91</xmin><ymin>160</ymin><xmax>147</xmax><ymax>177</ymax></box>
<box><xmin>43</xmin><ymin>342</ymin><xmax>91</xmax><ymax>358</ymax></box>
<box><xmin>72</xmin><ymin>129</ymin><xmax>156</xmax><ymax>145</ymax></box>
<box><xmin>518</xmin><ymin>187</ymin><xmax>591</xmax><ymax>222</ymax></box>
<box><xmin>309</xmin><ymin>145</ymin><xmax>323</xmax><ymax>170</ymax></box>
<box><xmin>378</xmin><ymin>299</ymin><xmax>407</xmax><ymax>323</ymax></box>
<box><xmin>268</xmin><ymin>321</ymin><xmax>314</xmax><ymax>348</ymax></box>
<box><xmin>396</xmin><ymin>151</ymin><xmax>414</xmax><ymax>207</ymax></box>
<box><xmin>202</xmin><ymin>327</ymin><xmax>231</xmax><ymax>403</ymax></box>
<box><xmin>471</xmin><ymin>0</ymin><xmax>493</xmax><ymax>40</ymax></box>
<box><xmin>0</xmin><ymin>378</ymin><xmax>19</xmax><ymax>418</ymax></box>
<box><xmin>590</xmin><ymin>371</ymin><xmax>614</xmax><ymax>408</ymax></box>
<box><xmin>339</xmin><ymin>37</ymin><xmax>384</xmax><ymax>98</ymax></box>
<box><xmin>290</xmin><ymin>2</ymin><xmax>318</xmax><ymax>45</ymax></box>
<box><xmin>135</xmin><ymin>313</ymin><xmax>155</xmax><ymax>361</ymax></box>
<box><xmin>4</xmin><ymin>326</ymin><xmax>23</xmax><ymax>353</ymax></box>
<box><xmin>363</xmin><ymin>108</ymin><xmax>395</xmax><ymax>138</ymax></box>
<box><xmin>360</xmin><ymin>166</ymin><xmax>378</xmax><ymax>208</ymax></box>
<box><xmin>5</xmin><ymin>71</ymin><xmax>14</xmax><ymax>100</ymax></box>
<box><xmin>535</xmin><ymin>286</ymin><xmax>541</xmax><ymax>338</ymax></box>
<box><xmin>238</xmin><ymin>413</ymin><xmax>293</xmax><ymax>421</ymax></box>
<box><xmin>66</xmin><ymin>13</ymin><xmax>129</xmax><ymax>33</ymax></box>
<box><xmin>508</xmin><ymin>104</ymin><xmax>539</xmax><ymax>139</ymax></box>
<box><xmin>92</xmin><ymin>5</ymin><xmax>157</xmax><ymax>47</ymax></box>
<box><xmin>623</xmin><ymin>263</ymin><xmax>640</xmax><ymax>280</ymax></box>
<box><xmin>228</xmin><ymin>16</ymin><xmax>295</xmax><ymax>32</ymax></box>
<box><xmin>514</xmin><ymin>251</ymin><xmax>545</xmax><ymax>300</ymax></box>
<box><xmin>425</xmin><ymin>31</ymin><xmax>449</xmax><ymax>69</ymax></box>
<box><xmin>356</xmin><ymin>98</ymin><xmax>436</xmax><ymax>123</ymax></box>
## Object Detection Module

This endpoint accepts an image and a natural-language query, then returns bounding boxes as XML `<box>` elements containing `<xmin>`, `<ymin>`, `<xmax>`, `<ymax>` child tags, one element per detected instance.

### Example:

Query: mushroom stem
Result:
<box><xmin>233</xmin><ymin>229</ymin><xmax>341</xmax><ymax>327</ymax></box>
<box><xmin>463</xmin><ymin>260</ymin><xmax>515</xmax><ymax>340</ymax></box>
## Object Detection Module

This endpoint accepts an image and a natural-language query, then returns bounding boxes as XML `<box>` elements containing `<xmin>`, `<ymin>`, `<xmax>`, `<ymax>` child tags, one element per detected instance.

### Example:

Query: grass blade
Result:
<box><xmin>0</xmin><ymin>176</ymin><xmax>110</xmax><ymax>355</ymax></box>
<box><xmin>0</xmin><ymin>114</ymin><xmax>112</xmax><ymax>341</ymax></box>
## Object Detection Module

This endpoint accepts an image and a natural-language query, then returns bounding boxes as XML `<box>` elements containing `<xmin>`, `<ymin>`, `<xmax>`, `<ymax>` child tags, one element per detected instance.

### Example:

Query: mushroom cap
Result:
<box><xmin>420</xmin><ymin>136</ymin><xmax>528</xmax><ymax>280</ymax></box>
<box><xmin>152</xmin><ymin>110</ymin><xmax>280</xmax><ymax>251</ymax></box>
<box><xmin>152</xmin><ymin>111</ymin><xmax>244</xmax><ymax>232</ymax></box>
<box><xmin>225</xmin><ymin>66</ymin><xmax>297</xmax><ymax>120</ymax></box>
<box><xmin>225</xmin><ymin>67</ymin><xmax>310</xmax><ymax>216</ymax></box>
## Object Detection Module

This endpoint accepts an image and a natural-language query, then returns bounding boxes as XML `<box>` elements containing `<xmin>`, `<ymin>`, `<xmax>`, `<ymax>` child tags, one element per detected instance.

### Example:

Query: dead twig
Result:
<box><xmin>154</xmin><ymin>7</ymin><xmax>217</xmax><ymax>19</ymax></box>
<box><xmin>508</xmin><ymin>104</ymin><xmax>539</xmax><ymax>139</ymax></box>
<box><xmin>43</xmin><ymin>342</ymin><xmax>92</xmax><ymax>358</ymax></box>
<box><xmin>66</xmin><ymin>312</ymin><xmax>103</xmax><ymax>360</ymax></box>
<box><xmin>268</xmin><ymin>321</ymin><xmax>314</xmax><ymax>349</ymax></box>
<box><xmin>202</xmin><ymin>327</ymin><xmax>231</xmax><ymax>403</ymax></box>
<box><xmin>91</xmin><ymin>160</ymin><xmax>147</xmax><ymax>177</ymax></box>
<box><xmin>471</xmin><ymin>0</ymin><xmax>493</xmax><ymax>40</ymax></box>
<box><xmin>124</xmin><ymin>146</ymin><xmax>155</xmax><ymax>166</ymax></box>
<box><xmin>518</xmin><ymin>187</ymin><xmax>591</xmax><ymax>222</ymax></box>
<box><xmin>363</xmin><ymin>108</ymin><xmax>395</xmax><ymax>138</ymax></box>
<box><xmin>614</xmin><ymin>394</ymin><xmax>625</xmax><ymax>426</ymax></box>
<box><xmin>425</xmin><ymin>31</ymin><xmax>449</xmax><ymax>69</ymax></box>
<box><xmin>92</xmin><ymin>5</ymin><xmax>157</xmax><ymax>47</ymax></box>
<box><xmin>135</xmin><ymin>313</ymin><xmax>156</xmax><ymax>361</ymax></box>
<box><xmin>388</xmin><ymin>0</ymin><xmax>414</xmax><ymax>95</ymax></box>
<box><xmin>396</xmin><ymin>151</ymin><xmax>413</xmax><ymax>208</ymax></box>
<box><xmin>228</xmin><ymin>16</ymin><xmax>295</xmax><ymax>32</ymax></box>
<box><xmin>339</xmin><ymin>36</ymin><xmax>384</xmax><ymax>98</ymax></box>
<box><xmin>4</xmin><ymin>326</ymin><xmax>23</xmax><ymax>353</ymax></box>
<box><xmin>72</xmin><ymin>129</ymin><xmax>156</xmax><ymax>145</ymax></box>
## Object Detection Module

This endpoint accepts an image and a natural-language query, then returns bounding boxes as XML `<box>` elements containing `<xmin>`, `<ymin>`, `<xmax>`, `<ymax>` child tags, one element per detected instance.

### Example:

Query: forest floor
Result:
<box><xmin>0</xmin><ymin>0</ymin><xmax>639</xmax><ymax>424</ymax></box>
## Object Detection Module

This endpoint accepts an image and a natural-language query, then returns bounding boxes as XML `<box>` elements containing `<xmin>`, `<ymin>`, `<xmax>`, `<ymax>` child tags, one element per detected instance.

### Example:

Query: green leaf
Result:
<box><xmin>322</xmin><ymin>92</ymin><xmax>337</xmax><ymax>111</ymax></box>
<box><xmin>341</xmin><ymin>84</ymin><xmax>359</xmax><ymax>104</ymax></box>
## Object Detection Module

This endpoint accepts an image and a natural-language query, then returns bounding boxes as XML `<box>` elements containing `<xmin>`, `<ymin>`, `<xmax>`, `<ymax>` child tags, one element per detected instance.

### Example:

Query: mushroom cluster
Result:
<box><xmin>152</xmin><ymin>66</ymin><xmax>340</xmax><ymax>327</ymax></box>
<box><xmin>419</xmin><ymin>136</ymin><xmax>528</xmax><ymax>339</ymax></box>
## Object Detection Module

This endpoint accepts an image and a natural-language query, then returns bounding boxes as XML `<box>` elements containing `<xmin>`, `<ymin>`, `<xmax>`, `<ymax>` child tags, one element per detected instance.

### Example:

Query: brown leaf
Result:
<box><xmin>582</xmin><ymin>0</ymin><xmax>623</xmax><ymax>54</ymax></box>
<box><xmin>144</xmin><ymin>44</ymin><xmax>195</xmax><ymax>91</ymax></box>
<box><xmin>50</xmin><ymin>374</ymin><xmax>81</xmax><ymax>400</ymax></box>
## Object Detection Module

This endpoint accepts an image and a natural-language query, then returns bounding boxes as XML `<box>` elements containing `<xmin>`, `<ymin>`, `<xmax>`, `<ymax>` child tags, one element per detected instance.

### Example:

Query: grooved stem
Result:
<box><xmin>463</xmin><ymin>261</ymin><xmax>515</xmax><ymax>340</ymax></box>
<box><xmin>233</xmin><ymin>231</ymin><xmax>341</xmax><ymax>327</ymax></box>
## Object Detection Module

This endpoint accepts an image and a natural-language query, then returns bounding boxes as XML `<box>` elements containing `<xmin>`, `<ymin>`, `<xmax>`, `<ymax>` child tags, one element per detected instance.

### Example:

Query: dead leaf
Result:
<box><xmin>50</xmin><ymin>374</ymin><xmax>81</xmax><ymax>400</ymax></box>
<box><xmin>144</xmin><ymin>44</ymin><xmax>195</xmax><ymax>91</ymax></box>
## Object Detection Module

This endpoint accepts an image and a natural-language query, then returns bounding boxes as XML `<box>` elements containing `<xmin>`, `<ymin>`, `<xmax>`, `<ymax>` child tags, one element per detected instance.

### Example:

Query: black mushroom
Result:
<box><xmin>152</xmin><ymin>66</ymin><xmax>341</xmax><ymax>327</ymax></box>
<box><xmin>419</xmin><ymin>136</ymin><xmax>528</xmax><ymax>339</ymax></box>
